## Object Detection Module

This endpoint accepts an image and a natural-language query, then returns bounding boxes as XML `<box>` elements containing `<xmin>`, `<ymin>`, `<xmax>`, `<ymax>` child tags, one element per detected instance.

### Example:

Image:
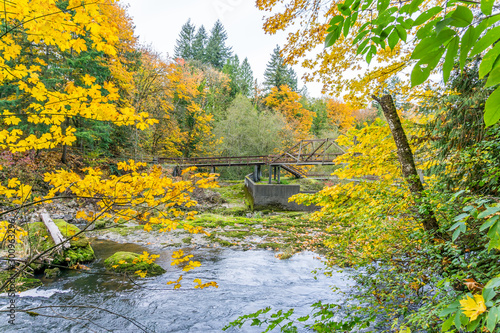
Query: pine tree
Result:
<box><xmin>174</xmin><ymin>20</ymin><xmax>195</xmax><ymax>60</ymax></box>
<box><xmin>240</xmin><ymin>58</ymin><xmax>254</xmax><ymax>97</ymax></box>
<box><xmin>205</xmin><ymin>20</ymin><xmax>232</xmax><ymax>69</ymax></box>
<box><xmin>223</xmin><ymin>55</ymin><xmax>241</xmax><ymax>98</ymax></box>
<box><xmin>263</xmin><ymin>45</ymin><xmax>298</xmax><ymax>92</ymax></box>
<box><xmin>192</xmin><ymin>25</ymin><xmax>208</xmax><ymax>62</ymax></box>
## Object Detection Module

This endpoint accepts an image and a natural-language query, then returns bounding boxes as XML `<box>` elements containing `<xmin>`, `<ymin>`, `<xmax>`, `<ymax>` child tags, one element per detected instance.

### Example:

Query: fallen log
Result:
<box><xmin>40</xmin><ymin>210</ymin><xmax>70</xmax><ymax>250</ymax></box>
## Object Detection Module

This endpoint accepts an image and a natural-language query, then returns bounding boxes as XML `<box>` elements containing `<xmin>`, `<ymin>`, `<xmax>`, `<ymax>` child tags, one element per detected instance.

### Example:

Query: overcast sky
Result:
<box><xmin>122</xmin><ymin>0</ymin><xmax>324</xmax><ymax>96</ymax></box>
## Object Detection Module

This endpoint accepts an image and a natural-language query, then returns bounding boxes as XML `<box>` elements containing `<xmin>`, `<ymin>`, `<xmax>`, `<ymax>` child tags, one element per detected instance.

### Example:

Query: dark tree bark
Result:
<box><xmin>61</xmin><ymin>118</ymin><xmax>69</xmax><ymax>165</ymax></box>
<box><xmin>372</xmin><ymin>94</ymin><xmax>440</xmax><ymax>234</ymax></box>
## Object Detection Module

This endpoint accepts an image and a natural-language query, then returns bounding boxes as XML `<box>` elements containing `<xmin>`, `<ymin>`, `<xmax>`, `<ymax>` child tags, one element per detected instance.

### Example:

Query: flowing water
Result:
<box><xmin>1</xmin><ymin>240</ymin><xmax>354</xmax><ymax>332</ymax></box>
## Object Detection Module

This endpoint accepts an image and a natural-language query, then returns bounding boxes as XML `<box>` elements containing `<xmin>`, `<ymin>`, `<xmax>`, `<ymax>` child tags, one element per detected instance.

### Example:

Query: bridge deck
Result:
<box><xmin>158</xmin><ymin>154</ymin><xmax>342</xmax><ymax>167</ymax></box>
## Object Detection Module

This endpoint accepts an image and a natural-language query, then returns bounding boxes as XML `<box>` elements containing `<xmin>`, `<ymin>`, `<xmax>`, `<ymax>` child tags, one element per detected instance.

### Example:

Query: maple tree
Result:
<box><xmin>0</xmin><ymin>1</ymin><xmax>220</xmax><ymax>300</ymax></box>
<box><xmin>324</xmin><ymin>0</ymin><xmax>500</xmax><ymax>126</ymax></box>
<box><xmin>264</xmin><ymin>85</ymin><xmax>315</xmax><ymax>141</ymax></box>
<box><xmin>325</xmin><ymin>98</ymin><xmax>356</xmax><ymax>131</ymax></box>
<box><xmin>0</xmin><ymin>0</ymin><xmax>155</xmax><ymax>152</ymax></box>
<box><xmin>256</xmin><ymin>0</ymin><xmax>413</xmax><ymax>107</ymax></box>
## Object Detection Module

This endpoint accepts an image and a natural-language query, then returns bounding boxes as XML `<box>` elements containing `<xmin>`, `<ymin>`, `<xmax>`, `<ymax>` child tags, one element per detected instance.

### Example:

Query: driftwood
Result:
<box><xmin>40</xmin><ymin>210</ymin><xmax>70</xmax><ymax>249</ymax></box>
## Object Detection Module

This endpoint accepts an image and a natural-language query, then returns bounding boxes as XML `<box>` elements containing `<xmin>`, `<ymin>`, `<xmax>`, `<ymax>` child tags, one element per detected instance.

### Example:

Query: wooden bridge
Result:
<box><xmin>158</xmin><ymin>139</ymin><xmax>345</xmax><ymax>181</ymax></box>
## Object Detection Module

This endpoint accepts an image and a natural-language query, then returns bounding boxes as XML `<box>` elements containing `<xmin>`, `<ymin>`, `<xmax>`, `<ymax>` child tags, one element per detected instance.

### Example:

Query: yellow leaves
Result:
<box><xmin>143</xmin><ymin>224</ymin><xmax>152</xmax><ymax>232</ymax></box>
<box><xmin>0</xmin><ymin>0</ymin><xmax>146</xmax><ymax>153</ymax></box>
<box><xmin>182</xmin><ymin>166</ymin><xmax>198</xmax><ymax>175</ymax></box>
<box><xmin>460</xmin><ymin>294</ymin><xmax>487</xmax><ymax>321</ymax></box>
<box><xmin>134</xmin><ymin>270</ymin><xmax>147</xmax><ymax>278</ymax></box>
<box><xmin>171</xmin><ymin>249</ymin><xmax>185</xmax><ymax>259</ymax></box>
<box><xmin>182</xmin><ymin>261</ymin><xmax>201</xmax><ymax>272</ymax></box>
<box><xmin>171</xmin><ymin>249</ymin><xmax>194</xmax><ymax>266</ymax></box>
<box><xmin>133</xmin><ymin>251</ymin><xmax>160</xmax><ymax>265</ymax></box>
<box><xmin>3</xmin><ymin>110</ymin><xmax>22</xmax><ymax>126</ymax></box>
<box><xmin>193</xmin><ymin>279</ymin><xmax>218</xmax><ymax>289</ymax></box>
<box><xmin>8</xmin><ymin>178</ymin><xmax>20</xmax><ymax>188</ymax></box>
<box><xmin>117</xmin><ymin>160</ymin><xmax>147</xmax><ymax>171</ymax></box>
<box><xmin>167</xmin><ymin>275</ymin><xmax>183</xmax><ymax>289</ymax></box>
<box><xmin>0</xmin><ymin>221</ymin><xmax>27</xmax><ymax>244</ymax></box>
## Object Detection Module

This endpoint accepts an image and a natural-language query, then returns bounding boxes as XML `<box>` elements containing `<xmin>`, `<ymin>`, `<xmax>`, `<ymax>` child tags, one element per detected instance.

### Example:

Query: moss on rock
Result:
<box><xmin>104</xmin><ymin>252</ymin><xmax>166</xmax><ymax>277</ymax></box>
<box><xmin>44</xmin><ymin>268</ymin><xmax>61</xmax><ymax>279</ymax></box>
<box><xmin>26</xmin><ymin>220</ymin><xmax>95</xmax><ymax>267</ymax></box>
<box><xmin>0</xmin><ymin>271</ymin><xmax>43</xmax><ymax>292</ymax></box>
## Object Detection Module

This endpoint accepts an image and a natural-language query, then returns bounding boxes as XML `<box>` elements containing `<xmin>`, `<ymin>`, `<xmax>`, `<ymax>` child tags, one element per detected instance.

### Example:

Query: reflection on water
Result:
<box><xmin>1</xmin><ymin>240</ymin><xmax>354</xmax><ymax>333</ymax></box>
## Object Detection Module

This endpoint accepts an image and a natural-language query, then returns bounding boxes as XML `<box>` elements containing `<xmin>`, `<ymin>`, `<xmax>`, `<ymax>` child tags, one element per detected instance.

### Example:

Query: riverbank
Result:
<box><xmin>88</xmin><ymin>180</ymin><xmax>332</xmax><ymax>259</ymax></box>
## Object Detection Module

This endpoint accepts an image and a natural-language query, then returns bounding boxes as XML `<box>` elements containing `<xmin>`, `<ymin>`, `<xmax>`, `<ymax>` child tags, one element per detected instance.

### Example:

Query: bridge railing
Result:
<box><xmin>158</xmin><ymin>155</ymin><xmax>269</xmax><ymax>166</ymax></box>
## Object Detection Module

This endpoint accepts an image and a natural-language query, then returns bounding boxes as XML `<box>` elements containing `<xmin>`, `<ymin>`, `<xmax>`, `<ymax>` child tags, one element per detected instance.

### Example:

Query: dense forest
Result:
<box><xmin>0</xmin><ymin>0</ymin><xmax>500</xmax><ymax>332</ymax></box>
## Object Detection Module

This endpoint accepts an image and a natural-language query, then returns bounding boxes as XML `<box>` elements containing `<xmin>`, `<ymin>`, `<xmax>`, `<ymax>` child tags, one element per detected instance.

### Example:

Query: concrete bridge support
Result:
<box><xmin>268</xmin><ymin>166</ymin><xmax>281</xmax><ymax>184</ymax></box>
<box><xmin>253</xmin><ymin>165</ymin><xmax>262</xmax><ymax>182</ymax></box>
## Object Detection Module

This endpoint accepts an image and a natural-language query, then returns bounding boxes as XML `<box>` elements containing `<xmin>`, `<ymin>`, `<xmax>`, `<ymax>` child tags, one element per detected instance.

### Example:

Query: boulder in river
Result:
<box><xmin>104</xmin><ymin>251</ymin><xmax>166</xmax><ymax>277</ymax></box>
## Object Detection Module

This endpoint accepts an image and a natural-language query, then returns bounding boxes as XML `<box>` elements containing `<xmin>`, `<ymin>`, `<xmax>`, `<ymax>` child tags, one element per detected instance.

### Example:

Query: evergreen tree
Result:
<box><xmin>263</xmin><ymin>45</ymin><xmax>298</xmax><ymax>92</ymax></box>
<box><xmin>222</xmin><ymin>55</ymin><xmax>241</xmax><ymax>98</ymax></box>
<box><xmin>174</xmin><ymin>20</ymin><xmax>195</xmax><ymax>60</ymax></box>
<box><xmin>192</xmin><ymin>25</ymin><xmax>208</xmax><ymax>61</ymax></box>
<box><xmin>239</xmin><ymin>58</ymin><xmax>254</xmax><ymax>97</ymax></box>
<box><xmin>205</xmin><ymin>20</ymin><xmax>232</xmax><ymax>69</ymax></box>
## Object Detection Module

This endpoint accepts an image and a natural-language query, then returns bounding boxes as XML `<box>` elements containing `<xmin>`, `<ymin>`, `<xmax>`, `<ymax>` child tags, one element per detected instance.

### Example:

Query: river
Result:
<box><xmin>1</xmin><ymin>239</ymin><xmax>354</xmax><ymax>332</ymax></box>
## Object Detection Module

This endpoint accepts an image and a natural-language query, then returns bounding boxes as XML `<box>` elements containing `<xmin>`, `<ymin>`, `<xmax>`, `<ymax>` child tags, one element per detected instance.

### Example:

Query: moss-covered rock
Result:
<box><xmin>0</xmin><ymin>271</ymin><xmax>43</xmax><ymax>292</ymax></box>
<box><xmin>44</xmin><ymin>268</ymin><xmax>60</xmax><ymax>279</ymax></box>
<box><xmin>26</xmin><ymin>220</ymin><xmax>95</xmax><ymax>268</ymax></box>
<box><xmin>104</xmin><ymin>252</ymin><xmax>165</xmax><ymax>277</ymax></box>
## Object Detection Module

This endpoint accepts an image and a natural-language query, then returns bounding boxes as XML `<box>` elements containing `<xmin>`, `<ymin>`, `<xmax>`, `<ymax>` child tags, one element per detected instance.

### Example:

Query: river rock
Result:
<box><xmin>44</xmin><ymin>267</ymin><xmax>61</xmax><ymax>279</ymax></box>
<box><xmin>104</xmin><ymin>252</ymin><xmax>166</xmax><ymax>277</ymax></box>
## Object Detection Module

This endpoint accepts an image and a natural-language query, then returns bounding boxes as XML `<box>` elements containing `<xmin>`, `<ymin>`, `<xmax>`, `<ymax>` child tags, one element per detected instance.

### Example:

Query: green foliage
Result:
<box><xmin>223</xmin><ymin>301</ymin><xmax>369</xmax><ymax>332</ymax></box>
<box><xmin>212</xmin><ymin>95</ymin><xmax>289</xmax><ymax>178</ymax></box>
<box><xmin>174</xmin><ymin>19</ymin><xmax>196</xmax><ymax>60</ymax></box>
<box><xmin>192</xmin><ymin>25</ymin><xmax>208</xmax><ymax>60</ymax></box>
<box><xmin>423</xmin><ymin>61</ymin><xmax>500</xmax><ymax>195</ymax></box>
<box><xmin>174</xmin><ymin>20</ymin><xmax>232</xmax><ymax>70</ymax></box>
<box><xmin>263</xmin><ymin>45</ymin><xmax>298</xmax><ymax>92</ymax></box>
<box><xmin>326</xmin><ymin>0</ymin><xmax>500</xmax><ymax>126</ymax></box>
<box><xmin>205</xmin><ymin>20</ymin><xmax>232</xmax><ymax>69</ymax></box>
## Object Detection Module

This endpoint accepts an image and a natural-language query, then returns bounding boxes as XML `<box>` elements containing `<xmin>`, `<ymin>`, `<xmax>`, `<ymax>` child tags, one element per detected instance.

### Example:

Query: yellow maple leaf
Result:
<box><xmin>460</xmin><ymin>294</ymin><xmax>486</xmax><ymax>321</ymax></box>
<box><xmin>134</xmin><ymin>270</ymin><xmax>147</xmax><ymax>278</ymax></box>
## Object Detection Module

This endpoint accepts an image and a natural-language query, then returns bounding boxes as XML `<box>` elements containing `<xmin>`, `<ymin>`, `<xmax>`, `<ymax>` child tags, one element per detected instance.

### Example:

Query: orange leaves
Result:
<box><xmin>264</xmin><ymin>85</ymin><xmax>315</xmax><ymax>140</ymax></box>
<box><xmin>326</xmin><ymin>99</ymin><xmax>356</xmax><ymax>131</ymax></box>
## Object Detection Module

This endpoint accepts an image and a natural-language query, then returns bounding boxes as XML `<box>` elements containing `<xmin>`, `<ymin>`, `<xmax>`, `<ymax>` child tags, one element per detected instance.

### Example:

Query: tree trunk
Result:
<box><xmin>61</xmin><ymin>118</ymin><xmax>69</xmax><ymax>165</ymax></box>
<box><xmin>372</xmin><ymin>94</ymin><xmax>440</xmax><ymax>234</ymax></box>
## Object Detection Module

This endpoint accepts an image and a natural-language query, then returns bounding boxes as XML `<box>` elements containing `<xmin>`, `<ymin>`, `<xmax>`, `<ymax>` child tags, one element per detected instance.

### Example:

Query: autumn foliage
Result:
<box><xmin>325</xmin><ymin>99</ymin><xmax>355</xmax><ymax>131</ymax></box>
<box><xmin>264</xmin><ymin>85</ymin><xmax>315</xmax><ymax>141</ymax></box>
